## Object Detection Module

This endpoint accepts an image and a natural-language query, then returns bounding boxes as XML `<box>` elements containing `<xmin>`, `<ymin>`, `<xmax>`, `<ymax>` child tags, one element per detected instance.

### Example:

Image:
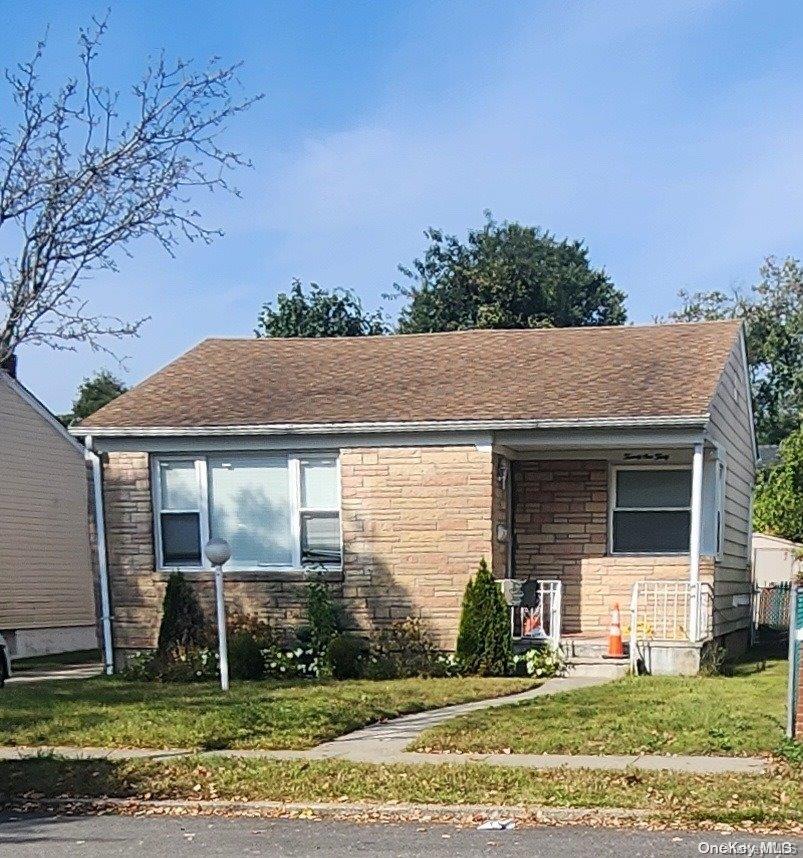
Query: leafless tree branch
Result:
<box><xmin>0</xmin><ymin>13</ymin><xmax>262</xmax><ymax>363</ymax></box>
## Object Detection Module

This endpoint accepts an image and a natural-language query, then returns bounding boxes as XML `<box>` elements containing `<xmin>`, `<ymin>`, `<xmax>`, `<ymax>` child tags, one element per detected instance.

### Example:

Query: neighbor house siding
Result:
<box><xmin>103</xmin><ymin>444</ymin><xmax>494</xmax><ymax>660</ymax></box>
<box><xmin>705</xmin><ymin>335</ymin><xmax>756</xmax><ymax>642</ymax></box>
<box><xmin>0</xmin><ymin>379</ymin><xmax>95</xmax><ymax>632</ymax></box>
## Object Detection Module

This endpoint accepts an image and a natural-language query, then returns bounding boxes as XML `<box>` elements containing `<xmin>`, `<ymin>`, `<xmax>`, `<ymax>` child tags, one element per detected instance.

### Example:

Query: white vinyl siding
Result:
<box><xmin>0</xmin><ymin>378</ymin><xmax>96</xmax><ymax>630</ymax></box>
<box><xmin>152</xmin><ymin>452</ymin><xmax>341</xmax><ymax>572</ymax></box>
<box><xmin>705</xmin><ymin>333</ymin><xmax>757</xmax><ymax>638</ymax></box>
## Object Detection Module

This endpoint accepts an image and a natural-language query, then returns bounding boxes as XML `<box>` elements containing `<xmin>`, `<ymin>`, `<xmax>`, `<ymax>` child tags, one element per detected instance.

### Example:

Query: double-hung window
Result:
<box><xmin>611</xmin><ymin>467</ymin><xmax>692</xmax><ymax>554</ymax></box>
<box><xmin>299</xmin><ymin>456</ymin><xmax>341</xmax><ymax>565</ymax></box>
<box><xmin>153</xmin><ymin>453</ymin><xmax>341</xmax><ymax>571</ymax></box>
<box><xmin>157</xmin><ymin>460</ymin><xmax>204</xmax><ymax>566</ymax></box>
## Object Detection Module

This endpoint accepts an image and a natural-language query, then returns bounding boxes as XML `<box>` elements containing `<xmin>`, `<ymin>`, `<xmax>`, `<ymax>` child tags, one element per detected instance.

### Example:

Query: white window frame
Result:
<box><xmin>151</xmin><ymin>452</ymin><xmax>342</xmax><ymax>573</ymax></box>
<box><xmin>152</xmin><ymin>458</ymin><xmax>209</xmax><ymax>569</ymax></box>
<box><xmin>608</xmin><ymin>464</ymin><xmax>693</xmax><ymax>556</ymax></box>
<box><xmin>297</xmin><ymin>455</ymin><xmax>343</xmax><ymax>567</ymax></box>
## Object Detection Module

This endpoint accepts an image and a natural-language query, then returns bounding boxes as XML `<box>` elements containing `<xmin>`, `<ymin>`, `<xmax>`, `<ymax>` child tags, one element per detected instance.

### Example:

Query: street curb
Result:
<box><xmin>4</xmin><ymin>797</ymin><xmax>801</xmax><ymax>835</ymax></box>
<box><xmin>1</xmin><ymin>795</ymin><xmax>652</xmax><ymax>824</ymax></box>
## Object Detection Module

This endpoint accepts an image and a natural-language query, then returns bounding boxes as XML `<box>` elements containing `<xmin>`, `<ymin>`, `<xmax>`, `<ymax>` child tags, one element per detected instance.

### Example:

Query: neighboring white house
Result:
<box><xmin>752</xmin><ymin>532</ymin><xmax>802</xmax><ymax>587</ymax></box>
<box><xmin>0</xmin><ymin>368</ymin><xmax>98</xmax><ymax>658</ymax></box>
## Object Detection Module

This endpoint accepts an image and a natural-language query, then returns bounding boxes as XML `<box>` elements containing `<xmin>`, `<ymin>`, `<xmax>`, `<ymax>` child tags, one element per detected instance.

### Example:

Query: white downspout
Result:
<box><xmin>688</xmin><ymin>442</ymin><xmax>704</xmax><ymax>641</ymax></box>
<box><xmin>84</xmin><ymin>435</ymin><xmax>114</xmax><ymax>675</ymax></box>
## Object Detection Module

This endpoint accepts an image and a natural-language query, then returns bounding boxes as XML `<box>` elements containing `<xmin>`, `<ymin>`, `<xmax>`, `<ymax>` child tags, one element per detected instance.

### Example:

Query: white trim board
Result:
<box><xmin>71</xmin><ymin>414</ymin><xmax>710</xmax><ymax>438</ymax></box>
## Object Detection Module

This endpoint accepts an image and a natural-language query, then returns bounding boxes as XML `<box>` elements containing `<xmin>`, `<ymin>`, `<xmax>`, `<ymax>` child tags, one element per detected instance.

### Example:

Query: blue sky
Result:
<box><xmin>3</xmin><ymin>0</ymin><xmax>803</xmax><ymax>412</ymax></box>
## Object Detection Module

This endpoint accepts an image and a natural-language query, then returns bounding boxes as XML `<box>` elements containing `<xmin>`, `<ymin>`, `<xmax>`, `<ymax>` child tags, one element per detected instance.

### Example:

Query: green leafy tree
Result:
<box><xmin>753</xmin><ymin>424</ymin><xmax>803</xmax><ymax>542</ymax></box>
<box><xmin>156</xmin><ymin>571</ymin><xmax>208</xmax><ymax>658</ymax></box>
<box><xmin>393</xmin><ymin>213</ymin><xmax>626</xmax><ymax>334</ymax></box>
<box><xmin>256</xmin><ymin>279</ymin><xmax>386</xmax><ymax>338</ymax></box>
<box><xmin>72</xmin><ymin>369</ymin><xmax>127</xmax><ymax>421</ymax></box>
<box><xmin>455</xmin><ymin>558</ymin><xmax>512</xmax><ymax>676</ymax></box>
<box><xmin>667</xmin><ymin>257</ymin><xmax>802</xmax><ymax>444</ymax></box>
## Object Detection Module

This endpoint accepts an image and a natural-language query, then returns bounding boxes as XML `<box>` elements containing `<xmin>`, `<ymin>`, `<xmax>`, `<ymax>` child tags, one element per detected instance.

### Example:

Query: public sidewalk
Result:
<box><xmin>0</xmin><ymin>675</ymin><xmax>768</xmax><ymax>775</ymax></box>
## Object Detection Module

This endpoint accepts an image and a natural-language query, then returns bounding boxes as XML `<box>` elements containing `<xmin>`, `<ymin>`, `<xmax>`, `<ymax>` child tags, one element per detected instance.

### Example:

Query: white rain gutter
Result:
<box><xmin>84</xmin><ymin>435</ymin><xmax>114</xmax><ymax>675</ymax></box>
<box><xmin>70</xmin><ymin>414</ymin><xmax>710</xmax><ymax>438</ymax></box>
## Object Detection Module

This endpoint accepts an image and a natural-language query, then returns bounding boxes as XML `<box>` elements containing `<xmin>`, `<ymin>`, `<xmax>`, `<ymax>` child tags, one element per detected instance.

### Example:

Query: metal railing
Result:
<box><xmin>510</xmin><ymin>579</ymin><xmax>562</xmax><ymax>646</ymax></box>
<box><xmin>629</xmin><ymin>579</ymin><xmax>713</xmax><ymax>670</ymax></box>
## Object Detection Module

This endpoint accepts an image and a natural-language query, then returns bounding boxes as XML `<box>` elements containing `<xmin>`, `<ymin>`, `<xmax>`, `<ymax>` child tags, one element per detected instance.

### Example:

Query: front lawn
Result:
<box><xmin>1</xmin><ymin>756</ymin><xmax>800</xmax><ymax>829</ymax></box>
<box><xmin>414</xmin><ymin>652</ymin><xmax>789</xmax><ymax>757</ymax></box>
<box><xmin>0</xmin><ymin>676</ymin><xmax>535</xmax><ymax>751</ymax></box>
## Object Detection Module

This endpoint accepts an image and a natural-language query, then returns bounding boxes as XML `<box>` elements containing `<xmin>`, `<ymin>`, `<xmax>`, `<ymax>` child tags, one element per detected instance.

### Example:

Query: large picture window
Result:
<box><xmin>611</xmin><ymin>467</ymin><xmax>692</xmax><ymax>554</ymax></box>
<box><xmin>153</xmin><ymin>453</ymin><xmax>341</xmax><ymax>571</ymax></box>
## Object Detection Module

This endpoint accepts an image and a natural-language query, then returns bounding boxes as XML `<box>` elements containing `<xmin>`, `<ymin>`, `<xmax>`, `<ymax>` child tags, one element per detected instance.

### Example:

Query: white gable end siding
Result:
<box><xmin>705</xmin><ymin>334</ymin><xmax>756</xmax><ymax>640</ymax></box>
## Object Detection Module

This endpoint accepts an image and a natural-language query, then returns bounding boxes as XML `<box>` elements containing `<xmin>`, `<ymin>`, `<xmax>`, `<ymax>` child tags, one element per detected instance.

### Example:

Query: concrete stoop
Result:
<box><xmin>560</xmin><ymin>637</ymin><xmax>630</xmax><ymax>679</ymax></box>
<box><xmin>564</xmin><ymin>657</ymin><xmax>630</xmax><ymax>679</ymax></box>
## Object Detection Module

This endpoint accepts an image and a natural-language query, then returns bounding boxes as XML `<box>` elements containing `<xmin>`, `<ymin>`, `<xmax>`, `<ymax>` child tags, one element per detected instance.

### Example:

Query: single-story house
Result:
<box><xmin>0</xmin><ymin>367</ymin><xmax>99</xmax><ymax>659</ymax></box>
<box><xmin>72</xmin><ymin>319</ymin><xmax>757</xmax><ymax>675</ymax></box>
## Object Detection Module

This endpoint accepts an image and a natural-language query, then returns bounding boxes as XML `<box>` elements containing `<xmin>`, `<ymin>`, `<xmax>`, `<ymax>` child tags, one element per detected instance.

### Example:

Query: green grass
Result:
<box><xmin>11</xmin><ymin>649</ymin><xmax>101</xmax><ymax>671</ymax></box>
<box><xmin>1</xmin><ymin>756</ymin><xmax>800</xmax><ymax>828</ymax></box>
<box><xmin>415</xmin><ymin>653</ymin><xmax>789</xmax><ymax>757</ymax></box>
<box><xmin>0</xmin><ymin>676</ymin><xmax>535</xmax><ymax>751</ymax></box>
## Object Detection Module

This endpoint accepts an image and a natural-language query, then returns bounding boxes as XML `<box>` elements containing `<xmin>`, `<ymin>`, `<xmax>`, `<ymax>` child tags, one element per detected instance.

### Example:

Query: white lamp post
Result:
<box><xmin>204</xmin><ymin>538</ymin><xmax>232</xmax><ymax>691</ymax></box>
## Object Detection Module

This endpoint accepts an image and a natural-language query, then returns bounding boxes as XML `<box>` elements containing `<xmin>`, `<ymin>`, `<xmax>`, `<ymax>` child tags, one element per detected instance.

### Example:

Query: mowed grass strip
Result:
<box><xmin>0</xmin><ymin>676</ymin><xmax>535</xmax><ymax>751</ymax></box>
<box><xmin>415</xmin><ymin>655</ymin><xmax>788</xmax><ymax>757</ymax></box>
<box><xmin>1</xmin><ymin>756</ymin><xmax>800</xmax><ymax>828</ymax></box>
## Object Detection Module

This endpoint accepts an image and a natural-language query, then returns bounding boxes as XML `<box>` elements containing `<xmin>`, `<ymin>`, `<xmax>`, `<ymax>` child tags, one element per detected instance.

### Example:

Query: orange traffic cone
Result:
<box><xmin>604</xmin><ymin>603</ymin><xmax>625</xmax><ymax>659</ymax></box>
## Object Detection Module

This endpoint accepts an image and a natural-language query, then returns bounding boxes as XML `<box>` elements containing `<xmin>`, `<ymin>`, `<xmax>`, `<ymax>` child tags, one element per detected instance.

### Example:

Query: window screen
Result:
<box><xmin>612</xmin><ymin>468</ymin><xmax>692</xmax><ymax>553</ymax></box>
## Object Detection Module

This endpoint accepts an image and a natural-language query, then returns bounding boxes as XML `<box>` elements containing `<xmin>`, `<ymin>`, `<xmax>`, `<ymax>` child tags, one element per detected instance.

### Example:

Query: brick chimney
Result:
<box><xmin>0</xmin><ymin>352</ymin><xmax>17</xmax><ymax>378</ymax></box>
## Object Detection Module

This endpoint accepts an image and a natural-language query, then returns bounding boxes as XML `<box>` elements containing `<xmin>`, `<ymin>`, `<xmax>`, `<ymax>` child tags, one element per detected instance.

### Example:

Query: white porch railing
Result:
<box><xmin>510</xmin><ymin>579</ymin><xmax>562</xmax><ymax>646</ymax></box>
<box><xmin>629</xmin><ymin>580</ymin><xmax>713</xmax><ymax>671</ymax></box>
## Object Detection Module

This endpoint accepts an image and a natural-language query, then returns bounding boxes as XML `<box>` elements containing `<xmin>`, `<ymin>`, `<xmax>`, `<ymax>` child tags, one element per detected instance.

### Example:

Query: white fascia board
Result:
<box><xmin>71</xmin><ymin>414</ymin><xmax>709</xmax><ymax>439</ymax></box>
<box><xmin>86</xmin><ymin>430</ymin><xmax>496</xmax><ymax>454</ymax></box>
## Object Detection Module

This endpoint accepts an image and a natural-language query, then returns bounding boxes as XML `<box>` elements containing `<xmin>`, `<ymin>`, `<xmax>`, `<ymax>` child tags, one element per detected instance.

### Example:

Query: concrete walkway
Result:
<box><xmin>0</xmin><ymin>675</ymin><xmax>768</xmax><ymax>774</ymax></box>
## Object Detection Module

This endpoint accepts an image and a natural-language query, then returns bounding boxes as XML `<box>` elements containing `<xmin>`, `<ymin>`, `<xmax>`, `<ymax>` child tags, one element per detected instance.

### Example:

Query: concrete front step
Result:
<box><xmin>564</xmin><ymin>657</ymin><xmax>630</xmax><ymax>679</ymax></box>
<box><xmin>561</xmin><ymin>637</ymin><xmax>630</xmax><ymax>660</ymax></box>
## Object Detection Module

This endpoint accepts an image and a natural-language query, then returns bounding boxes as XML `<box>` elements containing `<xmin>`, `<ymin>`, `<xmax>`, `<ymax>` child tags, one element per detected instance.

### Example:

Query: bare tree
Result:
<box><xmin>0</xmin><ymin>15</ymin><xmax>261</xmax><ymax>367</ymax></box>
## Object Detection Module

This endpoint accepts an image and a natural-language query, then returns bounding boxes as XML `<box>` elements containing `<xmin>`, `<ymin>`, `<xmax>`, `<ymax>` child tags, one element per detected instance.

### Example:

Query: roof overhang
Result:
<box><xmin>71</xmin><ymin>414</ymin><xmax>709</xmax><ymax>439</ymax></box>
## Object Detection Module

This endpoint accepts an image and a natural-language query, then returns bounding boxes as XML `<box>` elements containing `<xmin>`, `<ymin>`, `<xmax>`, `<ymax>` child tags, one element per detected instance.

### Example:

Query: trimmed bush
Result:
<box><xmin>365</xmin><ymin>618</ymin><xmax>443</xmax><ymax>679</ymax></box>
<box><xmin>455</xmin><ymin>558</ymin><xmax>513</xmax><ymax>676</ymax></box>
<box><xmin>156</xmin><ymin>571</ymin><xmax>207</xmax><ymax>658</ymax></box>
<box><xmin>228</xmin><ymin>630</ymin><xmax>266</xmax><ymax>680</ymax></box>
<box><xmin>326</xmin><ymin>634</ymin><xmax>365</xmax><ymax>680</ymax></box>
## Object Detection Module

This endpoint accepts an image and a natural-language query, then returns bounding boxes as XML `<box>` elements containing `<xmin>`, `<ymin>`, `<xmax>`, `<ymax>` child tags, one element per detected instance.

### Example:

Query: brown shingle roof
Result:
<box><xmin>79</xmin><ymin>321</ymin><xmax>742</xmax><ymax>430</ymax></box>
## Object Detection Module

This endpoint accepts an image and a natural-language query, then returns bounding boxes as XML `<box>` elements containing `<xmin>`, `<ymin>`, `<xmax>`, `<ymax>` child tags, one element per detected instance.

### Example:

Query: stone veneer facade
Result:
<box><xmin>102</xmin><ymin>449</ymin><xmax>710</xmax><ymax>663</ymax></box>
<box><xmin>102</xmin><ymin>445</ymin><xmax>496</xmax><ymax>663</ymax></box>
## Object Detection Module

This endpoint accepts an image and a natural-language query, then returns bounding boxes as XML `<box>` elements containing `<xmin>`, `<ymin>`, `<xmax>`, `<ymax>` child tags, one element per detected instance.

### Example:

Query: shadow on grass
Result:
<box><xmin>0</xmin><ymin>758</ymin><xmax>137</xmax><ymax>801</ymax></box>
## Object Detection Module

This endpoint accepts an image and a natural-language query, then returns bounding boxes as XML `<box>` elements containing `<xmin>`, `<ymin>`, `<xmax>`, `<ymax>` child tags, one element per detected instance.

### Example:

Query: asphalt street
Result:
<box><xmin>1</xmin><ymin>812</ymin><xmax>800</xmax><ymax>857</ymax></box>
